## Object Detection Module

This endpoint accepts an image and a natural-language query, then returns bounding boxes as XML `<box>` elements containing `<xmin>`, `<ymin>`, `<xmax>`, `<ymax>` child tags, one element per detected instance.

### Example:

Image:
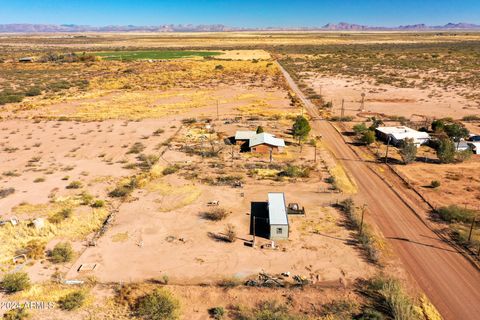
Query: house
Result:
<box><xmin>249</xmin><ymin>133</ymin><xmax>285</xmax><ymax>154</ymax></box>
<box><xmin>375</xmin><ymin>126</ymin><xmax>430</xmax><ymax>146</ymax></box>
<box><xmin>234</xmin><ymin>131</ymin><xmax>256</xmax><ymax>145</ymax></box>
<box><xmin>267</xmin><ymin>193</ymin><xmax>289</xmax><ymax>240</ymax></box>
<box><xmin>234</xmin><ymin>130</ymin><xmax>286</xmax><ymax>153</ymax></box>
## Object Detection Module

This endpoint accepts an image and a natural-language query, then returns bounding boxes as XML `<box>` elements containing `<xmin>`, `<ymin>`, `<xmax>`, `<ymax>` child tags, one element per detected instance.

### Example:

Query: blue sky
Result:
<box><xmin>0</xmin><ymin>0</ymin><xmax>479</xmax><ymax>27</ymax></box>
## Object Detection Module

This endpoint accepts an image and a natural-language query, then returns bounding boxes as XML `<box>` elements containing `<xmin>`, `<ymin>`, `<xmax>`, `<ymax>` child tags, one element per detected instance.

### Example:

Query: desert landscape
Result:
<box><xmin>0</xmin><ymin>29</ymin><xmax>479</xmax><ymax>320</ymax></box>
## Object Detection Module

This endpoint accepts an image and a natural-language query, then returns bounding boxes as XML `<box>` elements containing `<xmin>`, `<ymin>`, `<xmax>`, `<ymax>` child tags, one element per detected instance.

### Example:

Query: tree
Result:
<box><xmin>431</xmin><ymin>119</ymin><xmax>446</xmax><ymax>132</ymax></box>
<box><xmin>1</xmin><ymin>272</ymin><xmax>31</xmax><ymax>293</ymax></box>
<box><xmin>292</xmin><ymin>116</ymin><xmax>311</xmax><ymax>143</ymax></box>
<box><xmin>256</xmin><ymin>126</ymin><xmax>264</xmax><ymax>134</ymax></box>
<box><xmin>444</xmin><ymin>123</ymin><xmax>469</xmax><ymax>147</ymax></box>
<box><xmin>362</xmin><ymin>130</ymin><xmax>376</xmax><ymax>145</ymax></box>
<box><xmin>437</xmin><ymin>138</ymin><xmax>456</xmax><ymax>164</ymax></box>
<box><xmin>399</xmin><ymin>138</ymin><xmax>417</xmax><ymax>164</ymax></box>
<box><xmin>368</xmin><ymin>117</ymin><xmax>384</xmax><ymax>131</ymax></box>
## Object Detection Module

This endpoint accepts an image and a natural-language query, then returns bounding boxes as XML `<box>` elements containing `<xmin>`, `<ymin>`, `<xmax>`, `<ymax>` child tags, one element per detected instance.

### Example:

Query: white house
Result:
<box><xmin>234</xmin><ymin>131</ymin><xmax>285</xmax><ymax>154</ymax></box>
<box><xmin>375</xmin><ymin>126</ymin><xmax>430</xmax><ymax>146</ymax></box>
<box><xmin>267</xmin><ymin>192</ymin><xmax>289</xmax><ymax>240</ymax></box>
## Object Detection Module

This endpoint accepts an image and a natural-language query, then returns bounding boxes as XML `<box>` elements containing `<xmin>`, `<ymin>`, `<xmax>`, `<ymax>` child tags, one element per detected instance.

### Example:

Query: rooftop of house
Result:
<box><xmin>268</xmin><ymin>192</ymin><xmax>288</xmax><ymax>225</ymax></box>
<box><xmin>249</xmin><ymin>132</ymin><xmax>285</xmax><ymax>148</ymax></box>
<box><xmin>376</xmin><ymin>126</ymin><xmax>430</xmax><ymax>140</ymax></box>
<box><xmin>235</xmin><ymin>130</ymin><xmax>257</xmax><ymax>140</ymax></box>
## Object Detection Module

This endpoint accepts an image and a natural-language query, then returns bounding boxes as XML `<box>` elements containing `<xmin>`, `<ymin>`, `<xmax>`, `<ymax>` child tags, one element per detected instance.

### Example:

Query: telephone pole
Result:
<box><xmin>468</xmin><ymin>215</ymin><xmax>476</xmax><ymax>243</ymax></box>
<box><xmin>341</xmin><ymin>99</ymin><xmax>345</xmax><ymax>119</ymax></box>
<box><xmin>385</xmin><ymin>137</ymin><xmax>391</xmax><ymax>164</ymax></box>
<box><xmin>360</xmin><ymin>93</ymin><xmax>365</xmax><ymax>111</ymax></box>
<box><xmin>359</xmin><ymin>204</ymin><xmax>367</xmax><ymax>236</ymax></box>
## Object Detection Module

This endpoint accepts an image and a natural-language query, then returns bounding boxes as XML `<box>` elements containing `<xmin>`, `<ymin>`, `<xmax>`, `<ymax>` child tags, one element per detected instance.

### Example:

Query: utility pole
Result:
<box><xmin>231</xmin><ymin>144</ymin><xmax>234</xmax><ymax>160</ymax></box>
<box><xmin>385</xmin><ymin>137</ymin><xmax>391</xmax><ymax>164</ymax></box>
<box><xmin>341</xmin><ymin>99</ymin><xmax>345</xmax><ymax>119</ymax></box>
<box><xmin>252</xmin><ymin>216</ymin><xmax>256</xmax><ymax>248</ymax></box>
<box><xmin>361</xmin><ymin>93</ymin><xmax>365</xmax><ymax>111</ymax></box>
<box><xmin>269</xmin><ymin>147</ymin><xmax>273</xmax><ymax>163</ymax></box>
<box><xmin>468</xmin><ymin>215</ymin><xmax>476</xmax><ymax>243</ymax></box>
<box><xmin>359</xmin><ymin>204</ymin><xmax>367</xmax><ymax>236</ymax></box>
<box><xmin>313</xmin><ymin>143</ymin><xmax>317</xmax><ymax>163</ymax></box>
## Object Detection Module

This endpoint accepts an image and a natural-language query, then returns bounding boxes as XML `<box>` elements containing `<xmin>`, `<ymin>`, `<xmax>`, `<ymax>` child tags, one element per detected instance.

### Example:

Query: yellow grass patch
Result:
<box><xmin>330</xmin><ymin>163</ymin><xmax>357</xmax><ymax>194</ymax></box>
<box><xmin>419</xmin><ymin>295</ymin><xmax>443</xmax><ymax>320</ymax></box>
<box><xmin>146</xmin><ymin>180</ymin><xmax>202</xmax><ymax>212</ymax></box>
<box><xmin>1</xmin><ymin>201</ymin><xmax>108</xmax><ymax>264</ymax></box>
<box><xmin>12</xmin><ymin>282</ymin><xmax>93</xmax><ymax>307</ymax></box>
<box><xmin>111</xmin><ymin>232</ymin><xmax>129</xmax><ymax>243</ymax></box>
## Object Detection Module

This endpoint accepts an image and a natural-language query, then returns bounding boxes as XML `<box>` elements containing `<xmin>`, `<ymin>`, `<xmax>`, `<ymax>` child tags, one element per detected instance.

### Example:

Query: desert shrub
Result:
<box><xmin>279</xmin><ymin>165</ymin><xmax>310</xmax><ymax>178</ymax></box>
<box><xmin>3</xmin><ymin>308</ymin><xmax>30</xmax><ymax>320</ymax></box>
<box><xmin>208</xmin><ymin>306</ymin><xmax>225</xmax><ymax>320</ymax></box>
<box><xmin>162</xmin><ymin>165</ymin><xmax>180</xmax><ymax>175</ymax></box>
<box><xmin>356</xmin><ymin>309</ymin><xmax>385</xmax><ymax>320</ymax></box>
<box><xmin>252</xmin><ymin>300</ymin><xmax>298</xmax><ymax>320</ymax></box>
<box><xmin>462</xmin><ymin>115</ymin><xmax>480</xmax><ymax>121</ymax></box>
<box><xmin>353</xmin><ymin>123</ymin><xmax>368</xmax><ymax>134</ymax></box>
<box><xmin>127</xmin><ymin>142</ymin><xmax>146</xmax><ymax>154</ymax></box>
<box><xmin>48</xmin><ymin>208</ymin><xmax>72</xmax><ymax>224</ymax></box>
<box><xmin>24</xmin><ymin>240</ymin><xmax>46</xmax><ymax>259</ymax></box>
<box><xmin>215</xmin><ymin>64</ymin><xmax>224</xmax><ymax>70</ymax></box>
<box><xmin>0</xmin><ymin>187</ymin><xmax>15</xmax><ymax>199</ymax></box>
<box><xmin>50</xmin><ymin>242</ymin><xmax>74</xmax><ymax>263</ymax></box>
<box><xmin>136</xmin><ymin>154</ymin><xmax>160</xmax><ymax>171</ymax></box>
<box><xmin>80</xmin><ymin>192</ymin><xmax>94</xmax><ymax>205</ymax></box>
<box><xmin>66</xmin><ymin>180</ymin><xmax>82</xmax><ymax>189</ymax></box>
<box><xmin>1</xmin><ymin>272</ymin><xmax>31</xmax><ymax>293</ymax></box>
<box><xmin>181</xmin><ymin>117</ymin><xmax>197</xmax><ymax>124</ymax></box>
<box><xmin>430</xmin><ymin>180</ymin><xmax>441</xmax><ymax>188</ymax></box>
<box><xmin>455</xmin><ymin>149</ymin><xmax>472</xmax><ymax>163</ymax></box>
<box><xmin>109</xmin><ymin>186</ymin><xmax>132</xmax><ymax>198</ymax></box>
<box><xmin>321</xmin><ymin>299</ymin><xmax>357</xmax><ymax>319</ymax></box>
<box><xmin>362</xmin><ymin>130</ymin><xmax>376</xmax><ymax>145</ymax></box>
<box><xmin>365</xmin><ymin>276</ymin><xmax>419</xmax><ymax>320</ymax></box>
<box><xmin>25</xmin><ymin>87</ymin><xmax>42</xmax><ymax>97</ymax></box>
<box><xmin>215</xmin><ymin>175</ymin><xmax>243</xmax><ymax>186</ymax></box>
<box><xmin>33</xmin><ymin>177</ymin><xmax>45</xmax><ymax>183</ymax></box>
<box><xmin>330</xmin><ymin>116</ymin><xmax>354</xmax><ymax>122</ymax></box>
<box><xmin>153</xmin><ymin>128</ymin><xmax>165</xmax><ymax>136</ymax></box>
<box><xmin>217</xmin><ymin>278</ymin><xmax>242</xmax><ymax>288</ymax></box>
<box><xmin>91</xmin><ymin>199</ymin><xmax>105</xmax><ymax>208</ymax></box>
<box><xmin>0</xmin><ymin>90</ymin><xmax>24</xmax><ymax>105</ymax></box>
<box><xmin>135</xmin><ymin>289</ymin><xmax>180</xmax><ymax>320</ymax></box>
<box><xmin>436</xmin><ymin>205</ymin><xmax>476</xmax><ymax>223</ymax></box>
<box><xmin>203</xmin><ymin>208</ymin><xmax>229</xmax><ymax>221</ymax></box>
<box><xmin>58</xmin><ymin>291</ymin><xmax>86</xmax><ymax>311</ymax></box>
<box><xmin>225</xmin><ymin>224</ymin><xmax>237</xmax><ymax>243</ymax></box>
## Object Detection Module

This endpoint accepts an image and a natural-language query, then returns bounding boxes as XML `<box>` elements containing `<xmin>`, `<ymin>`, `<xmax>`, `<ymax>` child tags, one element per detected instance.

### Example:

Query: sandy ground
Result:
<box><xmin>305</xmin><ymin>75</ymin><xmax>480</xmax><ymax>119</ymax></box>
<box><xmin>396</xmin><ymin>160</ymin><xmax>480</xmax><ymax>209</ymax></box>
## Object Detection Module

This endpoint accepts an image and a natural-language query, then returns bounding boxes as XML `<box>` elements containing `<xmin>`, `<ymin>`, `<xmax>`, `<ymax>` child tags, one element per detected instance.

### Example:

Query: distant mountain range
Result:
<box><xmin>0</xmin><ymin>22</ymin><xmax>479</xmax><ymax>33</ymax></box>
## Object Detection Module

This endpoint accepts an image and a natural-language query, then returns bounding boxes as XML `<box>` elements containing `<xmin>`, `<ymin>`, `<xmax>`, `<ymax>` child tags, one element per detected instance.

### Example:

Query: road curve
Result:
<box><xmin>277</xmin><ymin>62</ymin><xmax>480</xmax><ymax>320</ymax></box>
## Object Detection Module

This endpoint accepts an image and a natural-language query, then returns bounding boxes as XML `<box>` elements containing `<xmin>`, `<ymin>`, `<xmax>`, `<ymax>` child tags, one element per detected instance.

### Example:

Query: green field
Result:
<box><xmin>94</xmin><ymin>50</ymin><xmax>222</xmax><ymax>60</ymax></box>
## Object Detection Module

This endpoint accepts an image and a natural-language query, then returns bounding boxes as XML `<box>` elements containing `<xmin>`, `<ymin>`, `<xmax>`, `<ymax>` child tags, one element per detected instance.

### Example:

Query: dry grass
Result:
<box><xmin>1</xmin><ymin>199</ymin><xmax>108</xmax><ymax>265</ymax></box>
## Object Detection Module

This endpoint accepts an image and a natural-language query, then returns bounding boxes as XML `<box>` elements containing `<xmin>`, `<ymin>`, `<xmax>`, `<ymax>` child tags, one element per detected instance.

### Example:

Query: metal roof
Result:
<box><xmin>249</xmin><ymin>133</ymin><xmax>285</xmax><ymax>148</ymax></box>
<box><xmin>268</xmin><ymin>192</ymin><xmax>288</xmax><ymax>225</ymax></box>
<box><xmin>376</xmin><ymin>126</ymin><xmax>430</xmax><ymax>143</ymax></box>
<box><xmin>235</xmin><ymin>130</ymin><xmax>256</xmax><ymax>140</ymax></box>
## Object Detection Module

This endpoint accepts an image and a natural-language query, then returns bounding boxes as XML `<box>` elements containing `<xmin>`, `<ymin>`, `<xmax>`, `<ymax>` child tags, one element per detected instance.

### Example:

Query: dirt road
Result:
<box><xmin>277</xmin><ymin>62</ymin><xmax>480</xmax><ymax>320</ymax></box>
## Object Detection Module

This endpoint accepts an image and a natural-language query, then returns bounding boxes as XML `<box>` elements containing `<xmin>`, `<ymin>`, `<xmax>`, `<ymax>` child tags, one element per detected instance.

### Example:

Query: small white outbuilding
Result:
<box><xmin>267</xmin><ymin>192</ymin><xmax>289</xmax><ymax>240</ymax></box>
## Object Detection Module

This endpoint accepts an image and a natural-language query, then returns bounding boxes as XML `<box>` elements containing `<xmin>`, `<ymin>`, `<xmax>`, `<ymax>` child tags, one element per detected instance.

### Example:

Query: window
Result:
<box><xmin>276</xmin><ymin>228</ymin><xmax>283</xmax><ymax>234</ymax></box>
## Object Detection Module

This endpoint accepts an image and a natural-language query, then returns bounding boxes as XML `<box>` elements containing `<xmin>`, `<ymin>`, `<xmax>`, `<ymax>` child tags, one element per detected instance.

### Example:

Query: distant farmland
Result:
<box><xmin>94</xmin><ymin>50</ymin><xmax>222</xmax><ymax>60</ymax></box>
